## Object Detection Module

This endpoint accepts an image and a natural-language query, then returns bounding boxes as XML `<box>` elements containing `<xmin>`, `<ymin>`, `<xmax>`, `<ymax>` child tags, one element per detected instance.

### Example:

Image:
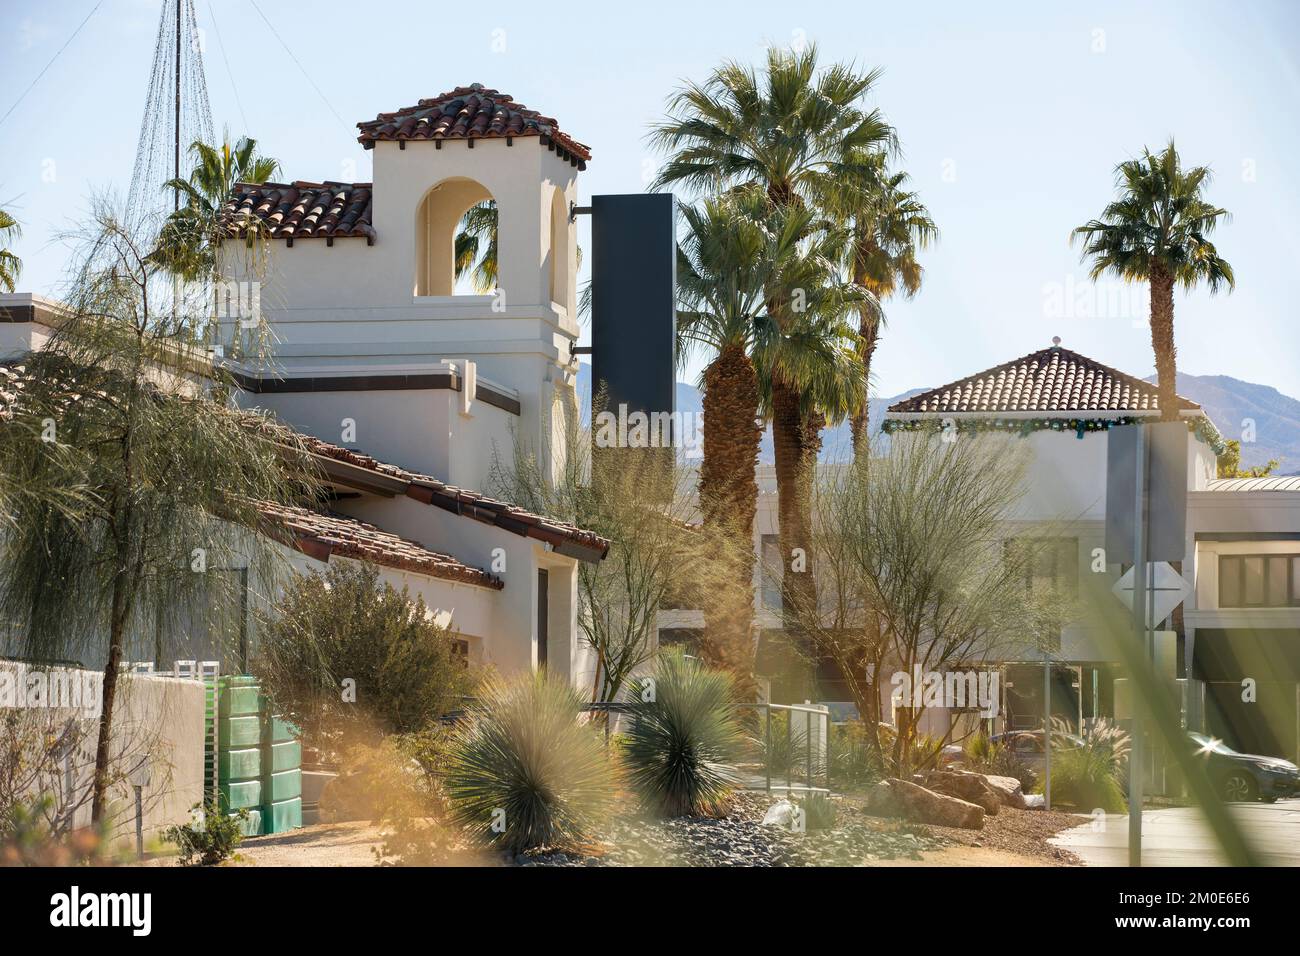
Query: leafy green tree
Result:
<box><xmin>1216</xmin><ymin>438</ymin><xmax>1279</xmax><ymax>479</ymax></box>
<box><xmin>0</xmin><ymin>199</ymin><xmax>320</xmax><ymax>823</ymax></box>
<box><xmin>453</xmin><ymin>201</ymin><xmax>498</xmax><ymax>294</ymax></box>
<box><xmin>1072</xmin><ymin>141</ymin><xmax>1234</xmax><ymax>423</ymax></box>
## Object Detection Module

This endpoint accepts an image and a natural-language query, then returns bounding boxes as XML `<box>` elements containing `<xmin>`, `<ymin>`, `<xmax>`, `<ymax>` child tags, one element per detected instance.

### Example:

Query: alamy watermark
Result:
<box><xmin>0</xmin><ymin>667</ymin><xmax>103</xmax><ymax>718</ymax></box>
<box><xmin>890</xmin><ymin>666</ymin><xmax>1000</xmax><ymax>718</ymax></box>
<box><xmin>593</xmin><ymin>403</ymin><xmax>703</xmax><ymax>452</ymax></box>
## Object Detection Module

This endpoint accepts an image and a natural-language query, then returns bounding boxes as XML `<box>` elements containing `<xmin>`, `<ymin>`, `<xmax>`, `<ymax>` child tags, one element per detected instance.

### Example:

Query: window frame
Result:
<box><xmin>1218</xmin><ymin>553</ymin><xmax>1300</xmax><ymax>608</ymax></box>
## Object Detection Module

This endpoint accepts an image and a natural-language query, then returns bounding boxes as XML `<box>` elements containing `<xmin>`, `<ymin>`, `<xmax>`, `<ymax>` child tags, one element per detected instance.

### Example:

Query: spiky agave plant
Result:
<box><xmin>445</xmin><ymin>673</ymin><xmax>614</xmax><ymax>855</ymax></box>
<box><xmin>622</xmin><ymin>650</ymin><xmax>744</xmax><ymax>817</ymax></box>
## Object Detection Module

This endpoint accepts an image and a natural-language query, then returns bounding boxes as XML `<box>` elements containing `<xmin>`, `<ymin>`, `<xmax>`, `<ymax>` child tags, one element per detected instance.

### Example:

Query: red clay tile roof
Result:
<box><xmin>886</xmin><ymin>345</ymin><xmax>1201</xmax><ymax>416</ymax></box>
<box><xmin>257</xmin><ymin>501</ymin><xmax>502</xmax><ymax>589</ymax></box>
<box><xmin>357</xmin><ymin>84</ymin><xmax>591</xmax><ymax>166</ymax></box>
<box><xmin>223</xmin><ymin>181</ymin><xmax>375</xmax><ymax>242</ymax></box>
<box><xmin>256</xmin><ymin>422</ymin><xmax>610</xmax><ymax>561</ymax></box>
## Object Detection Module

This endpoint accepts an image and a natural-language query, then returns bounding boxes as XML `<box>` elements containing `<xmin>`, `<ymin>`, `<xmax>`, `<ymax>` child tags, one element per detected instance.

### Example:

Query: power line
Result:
<box><xmin>207</xmin><ymin>0</ymin><xmax>249</xmax><ymax>130</ymax></box>
<box><xmin>0</xmin><ymin>1</ymin><xmax>105</xmax><ymax>130</ymax></box>
<box><xmin>246</xmin><ymin>0</ymin><xmax>347</xmax><ymax>128</ymax></box>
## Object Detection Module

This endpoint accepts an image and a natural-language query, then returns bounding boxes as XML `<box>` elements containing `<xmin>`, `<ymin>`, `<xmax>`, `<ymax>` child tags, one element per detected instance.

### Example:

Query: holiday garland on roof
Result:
<box><xmin>880</xmin><ymin>413</ymin><xmax>1227</xmax><ymax>455</ymax></box>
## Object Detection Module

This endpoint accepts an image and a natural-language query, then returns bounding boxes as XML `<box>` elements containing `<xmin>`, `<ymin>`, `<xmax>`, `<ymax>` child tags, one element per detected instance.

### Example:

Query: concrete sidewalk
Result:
<box><xmin>1050</xmin><ymin>799</ymin><xmax>1300</xmax><ymax>866</ymax></box>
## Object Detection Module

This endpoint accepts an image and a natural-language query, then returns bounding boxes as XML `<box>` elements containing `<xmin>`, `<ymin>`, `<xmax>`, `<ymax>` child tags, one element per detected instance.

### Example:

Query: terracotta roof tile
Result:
<box><xmin>357</xmin><ymin>84</ymin><xmax>591</xmax><ymax>166</ymax></box>
<box><xmin>223</xmin><ymin>181</ymin><xmax>375</xmax><ymax>242</ymax></box>
<box><xmin>256</xmin><ymin>501</ymin><xmax>502</xmax><ymax>589</ymax></box>
<box><xmin>887</xmin><ymin>345</ymin><xmax>1201</xmax><ymax>416</ymax></box>
<box><xmin>251</xmin><ymin>419</ymin><xmax>610</xmax><ymax>560</ymax></box>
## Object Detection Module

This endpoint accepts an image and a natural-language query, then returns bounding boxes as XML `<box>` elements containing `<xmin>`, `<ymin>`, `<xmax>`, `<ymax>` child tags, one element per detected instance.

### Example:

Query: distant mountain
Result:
<box><xmin>1146</xmin><ymin>372</ymin><xmax>1300</xmax><ymax>474</ymax></box>
<box><xmin>578</xmin><ymin>363</ymin><xmax>1300</xmax><ymax>472</ymax></box>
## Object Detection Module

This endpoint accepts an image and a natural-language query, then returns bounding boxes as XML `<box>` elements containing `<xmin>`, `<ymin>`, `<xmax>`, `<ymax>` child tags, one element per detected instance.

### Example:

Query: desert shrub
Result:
<box><xmin>164</xmin><ymin>800</ymin><xmax>247</xmax><ymax>866</ymax></box>
<box><xmin>1036</xmin><ymin>720</ymin><xmax>1129</xmax><ymax>812</ymax></box>
<box><xmin>445</xmin><ymin>673</ymin><xmax>614</xmax><ymax>854</ymax></box>
<box><xmin>254</xmin><ymin>562</ymin><xmax>478</xmax><ymax>756</ymax></box>
<box><xmin>964</xmin><ymin>731</ymin><xmax>1036</xmax><ymax>792</ymax></box>
<box><xmin>622</xmin><ymin>650</ymin><xmax>744</xmax><ymax>817</ymax></box>
<box><xmin>799</xmin><ymin>793</ymin><xmax>837</xmax><ymax>830</ymax></box>
<box><xmin>0</xmin><ymin>795</ymin><xmax>106</xmax><ymax>866</ymax></box>
<box><xmin>761</xmin><ymin>710</ymin><xmax>808</xmax><ymax>781</ymax></box>
<box><xmin>829</xmin><ymin>721</ymin><xmax>883</xmax><ymax>789</ymax></box>
<box><xmin>321</xmin><ymin>731</ymin><xmax>457</xmax><ymax>866</ymax></box>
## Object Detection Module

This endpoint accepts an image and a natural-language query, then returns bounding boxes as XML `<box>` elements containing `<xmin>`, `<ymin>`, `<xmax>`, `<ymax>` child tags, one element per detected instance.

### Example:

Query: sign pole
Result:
<box><xmin>1128</xmin><ymin>424</ymin><xmax>1147</xmax><ymax>867</ymax></box>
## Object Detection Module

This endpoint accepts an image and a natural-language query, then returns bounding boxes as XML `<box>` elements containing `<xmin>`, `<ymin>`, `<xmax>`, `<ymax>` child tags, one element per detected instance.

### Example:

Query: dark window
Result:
<box><xmin>536</xmin><ymin>569</ymin><xmax>549</xmax><ymax>670</ymax></box>
<box><xmin>1219</xmin><ymin>554</ymin><xmax>1300</xmax><ymax>608</ymax></box>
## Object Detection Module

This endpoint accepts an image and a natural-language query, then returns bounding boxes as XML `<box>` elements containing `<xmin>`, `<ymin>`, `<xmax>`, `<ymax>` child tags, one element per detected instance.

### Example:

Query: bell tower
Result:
<box><xmin>222</xmin><ymin>85</ymin><xmax>590</xmax><ymax>488</ymax></box>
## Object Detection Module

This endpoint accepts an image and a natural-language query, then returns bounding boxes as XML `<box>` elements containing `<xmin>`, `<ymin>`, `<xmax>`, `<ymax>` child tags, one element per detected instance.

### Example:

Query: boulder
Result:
<box><xmin>980</xmin><ymin>774</ymin><xmax>1028</xmax><ymax>810</ymax></box>
<box><xmin>866</xmin><ymin>778</ymin><xmax>985</xmax><ymax>830</ymax></box>
<box><xmin>923</xmin><ymin>770</ymin><xmax>1002</xmax><ymax>816</ymax></box>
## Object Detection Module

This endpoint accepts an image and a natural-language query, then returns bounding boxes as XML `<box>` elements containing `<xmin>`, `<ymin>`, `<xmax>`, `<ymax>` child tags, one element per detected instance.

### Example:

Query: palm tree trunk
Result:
<box><xmin>1149</xmin><ymin>266</ymin><xmax>1179</xmax><ymax>423</ymax></box>
<box><xmin>699</xmin><ymin>343</ymin><xmax>761</xmax><ymax>676</ymax></box>
<box><xmin>771</xmin><ymin>377</ymin><xmax>820</xmax><ymax>638</ymax></box>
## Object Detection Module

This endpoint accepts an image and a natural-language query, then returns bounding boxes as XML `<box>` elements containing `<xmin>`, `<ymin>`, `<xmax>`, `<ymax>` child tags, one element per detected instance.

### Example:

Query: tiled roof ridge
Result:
<box><xmin>356</xmin><ymin>83</ymin><xmax>591</xmax><ymax>164</ymax></box>
<box><xmin>256</xmin><ymin>500</ymin><xmax>503</xmax><ymax>590</ymax></box>
<box><xmin>887</xmin><ymin>344</ymin><xmax>1201</xmax><ymax>415</ymax></box>
<box><xmin>222</xmin><ymin>181</ymin><xmax>375</xmax><ymax>242</ymax></box>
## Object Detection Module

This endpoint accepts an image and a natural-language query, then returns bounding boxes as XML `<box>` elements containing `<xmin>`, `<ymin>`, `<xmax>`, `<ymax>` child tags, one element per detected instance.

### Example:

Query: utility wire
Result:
<box><xmin>207</xmin><ymin>0</ymin><xmax>249</xmax><ymax>131</ymax></box>
<box><xmin>247</xmin><ymin>0</ymin><xmax>347</xmax><ymax>127</ymax></box>
<box><xmin>0</xmin><ymin>1</ymin><xmax>105</xmax><ymax>129</ymax></box>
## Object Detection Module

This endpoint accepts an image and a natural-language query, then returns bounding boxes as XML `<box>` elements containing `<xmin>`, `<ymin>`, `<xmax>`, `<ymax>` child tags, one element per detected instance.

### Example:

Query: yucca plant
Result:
<box><xmin>622</xmin><ymin>650</ymin><xmax>744</xmax><ymax>817</ymax></box>
<box><xmin>445</xmin><ymin>674</ymin><xmax>614</xmax><ymax>855</ymax></box>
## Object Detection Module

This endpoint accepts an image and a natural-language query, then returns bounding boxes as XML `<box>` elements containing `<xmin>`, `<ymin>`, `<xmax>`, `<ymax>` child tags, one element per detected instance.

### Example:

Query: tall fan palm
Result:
<box><xmin>155</xmin><ymin>133</ymin><xmax>280</xmax><ymax>282</ymax></box>
<box><xmin>844</xmin><ymin>154</ymin><xmax>937</xmax><ymax>456</ymax></box>
<box><xmin>1072</xmin><ymin>140</ymin><xmax>1234</xmax><ymax>422</ymax></box>
<box><xmin>651</xmin><ymin>45</ymin><xmax>891</xmax><ymax>625</ymax></box>
<box><xmin>676</xmin><ymin>187</ymin><xmax>800</xmax><ymax>674</ymax></box>
<box><xmin>0</xmin><ymin>208</ymin><xmax>21</xmax><ymax>293</ymax></box>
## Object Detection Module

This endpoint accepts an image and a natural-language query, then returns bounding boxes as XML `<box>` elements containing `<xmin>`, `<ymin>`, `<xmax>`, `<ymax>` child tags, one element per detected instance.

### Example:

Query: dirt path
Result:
<box><xmin>141</xmin><ymin>821</ymin><xmax>388</xmax><ymax>867</ymax></box>
<box><xmin>873</xmin><ymin>845</ymin><xmax>1054</xmax><ymax>867</ymax></box>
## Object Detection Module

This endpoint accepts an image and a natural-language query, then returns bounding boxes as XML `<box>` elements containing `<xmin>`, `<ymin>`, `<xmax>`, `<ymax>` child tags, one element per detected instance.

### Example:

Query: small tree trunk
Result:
<box><xmin>1149</xmin><ymin>267</ymin><xmax>1179</xmax><ymax>423</ymax></box>
<box><xmin>91</xmin><ymin>572</ymin><xmax>130</xmax><ymax>823</ymax></box>
<box><xmin>771</xmin><ymin>378</ymin><xmax>820</xmax><ymax>631</ymax></box>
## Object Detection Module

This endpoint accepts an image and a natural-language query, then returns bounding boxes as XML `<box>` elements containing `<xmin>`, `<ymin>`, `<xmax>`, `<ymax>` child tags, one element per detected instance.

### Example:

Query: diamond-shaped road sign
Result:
<box><xmin>1112</xmin><ymin>561</ymin><xmax>1191</xmax><ymax>628</ymax></box>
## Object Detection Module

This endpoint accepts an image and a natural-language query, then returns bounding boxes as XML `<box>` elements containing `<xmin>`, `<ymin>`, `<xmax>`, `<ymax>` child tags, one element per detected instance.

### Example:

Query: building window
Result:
<box><xmin>1219</xmin><ymin>554</ymin><xmax>1300</xmax><ymax>608</ymax></box>
<box><xmin>760</xmin><ymin>534</ymin><xmax>783</xmax><ymax>609</ymax></box>
<box><xmin>1006</xmin><ymin>537</ymin><xmax>1078</xmax><ymax>596</ymax></box>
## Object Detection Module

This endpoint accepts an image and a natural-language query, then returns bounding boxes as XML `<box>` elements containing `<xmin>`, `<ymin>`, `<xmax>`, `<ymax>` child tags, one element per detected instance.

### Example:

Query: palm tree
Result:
<box><xmin>1072</xmin><ymin>141</ymin><xmax>1234</xmax><ymax>422</ymax></box>
<box><xmin>0</xmin><ymin>207</ymin><xmax>21</xmax><ymax>293</ymax></box>
<box><xmin>844</xmin><ymin>154</ymin><xmax>937</xmax><ymax>456</ymax></box>
<box><xmin>651</xmin><ymin>45</ymin><xmax>891</xmax><ymax>623</ymax></box>
<box><xmin>676</xmin><ymin>188</ymin><xmax>785</xmax><ymax>673</ymax></box>
<box><xmin>454</xmin><ymin>201</ymin><xmax>499</xmax><ymax>293</ymax></box>
<box><xmin>155</xmin><ymin>133</ymin><xmax>280</xmax><ymax>283</ymax></box>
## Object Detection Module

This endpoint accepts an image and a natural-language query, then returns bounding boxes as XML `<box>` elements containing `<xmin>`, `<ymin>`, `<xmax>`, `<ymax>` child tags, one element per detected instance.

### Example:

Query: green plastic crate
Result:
<box><xmin>268</xmin><ymin>740</ymin><xmax>301</xmax><ymax>773</ymax></box>
<box><xmin>233</xmin><ymin>808</ymin><xmax>262</xmax><ymax>837</ymax></box>
<box><xmin>219</xmin><ymin>715</ymin><xmax>262</xmax><ymax>748</ymax></box>
<box><xmin>267</xmin><ymin>716</ymin><xmax>299</xmax><ymax>744</ymax></box>
<box><xmin>219</xmin><ymin>747</ymin><xmax>261</xmax><ymax>780</ymax></box>
<box><xmin>218</xmin><ymin>685</ymin><xmax>261</xmax><ymax>719</ymax></box>
<box><xmin>219</xmin><ymin>779</ymin><xmax>261</xmax><ymax>810</ymax></box>
<box><xmin>265</xmin><ymin>768</ymin><xmax>301</xmax><ymax>802</ymax></box>
<box><xmin>263</xmin><ymin>798</ymin><xmax>301</xmax><ymax>834</ymax></box>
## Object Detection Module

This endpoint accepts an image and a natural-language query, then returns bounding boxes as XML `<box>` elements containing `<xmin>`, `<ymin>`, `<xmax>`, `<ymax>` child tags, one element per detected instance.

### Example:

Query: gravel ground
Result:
<box><xmin>915</xmin><ymin>807</ymin><xmax>1086</xmax><ymax>866</ymax></box>
<box><xmin>519</xmin><ymin>792</ymin><xmax>949</xmax><ymax>867</ymax></box>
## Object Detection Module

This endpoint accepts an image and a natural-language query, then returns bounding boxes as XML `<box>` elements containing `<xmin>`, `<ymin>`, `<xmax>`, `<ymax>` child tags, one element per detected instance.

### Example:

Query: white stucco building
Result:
<box><xmin>1</xmin><ymin>85</ymin><xmax>608</xmax><ymax>692</ymax></box>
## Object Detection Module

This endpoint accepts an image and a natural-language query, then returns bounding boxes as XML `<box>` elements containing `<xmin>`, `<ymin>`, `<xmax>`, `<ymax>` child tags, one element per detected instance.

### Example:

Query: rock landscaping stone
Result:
<box><xmin>923</xmin><ymin>770</ymin><xmax>1002</xmax><ymax>816</ymax></box>
<box><xmin>867</xmin><ymin>778</ymin><xmax>985</xmax><ymax>830</ymax></box>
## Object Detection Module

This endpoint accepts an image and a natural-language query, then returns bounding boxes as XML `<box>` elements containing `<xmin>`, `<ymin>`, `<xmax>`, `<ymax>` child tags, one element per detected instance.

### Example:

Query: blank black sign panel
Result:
<box><xmin>590</xmin><ymin>194</ymin><xmax>677</xmax><ymax>430</ymax></box>
<box><xmin>1105</xmin><ymin>421</ymin><xmax>1188</xmax><ymax>563</ymax></box>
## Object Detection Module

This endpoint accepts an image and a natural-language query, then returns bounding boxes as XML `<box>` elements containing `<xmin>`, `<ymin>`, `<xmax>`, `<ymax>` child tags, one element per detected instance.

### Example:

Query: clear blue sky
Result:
<box><xmin>2</xmin><ymin>0</ymin><xmax>1297</xmax><ymax>397</ymax></box>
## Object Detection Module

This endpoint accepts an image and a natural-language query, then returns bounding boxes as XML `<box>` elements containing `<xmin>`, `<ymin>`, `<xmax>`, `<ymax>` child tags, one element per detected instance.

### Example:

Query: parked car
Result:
<box><xmin>989</xmin><ymin>730</ymin><xmax>1085</xmax><ymax>771</ymax></box>
<box><xmin>1187</xmin><ymin>732</ymin><xmax>1300</xmax><ymax>803</ymax></box>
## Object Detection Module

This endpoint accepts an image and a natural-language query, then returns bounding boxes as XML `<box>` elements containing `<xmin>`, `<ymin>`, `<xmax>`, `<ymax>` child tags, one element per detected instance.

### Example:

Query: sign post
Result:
<box><xmin>1105</xmin><ymin>420</ymin><xmax>1188</xmax><ymax>868</ymax></box>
